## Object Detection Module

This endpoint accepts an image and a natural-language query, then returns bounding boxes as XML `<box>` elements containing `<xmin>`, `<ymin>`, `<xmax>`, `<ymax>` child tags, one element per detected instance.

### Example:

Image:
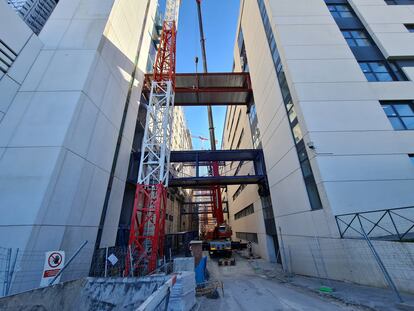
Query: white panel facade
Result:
<box><xmin>234</xmin><ymin>0</ymin><xmax>414</xmax><ymax>292</ymax></box>
<box><xmin>0</xmin><ymin>0</ymin><xmax>157</xmax><ymax>294</ymax></box>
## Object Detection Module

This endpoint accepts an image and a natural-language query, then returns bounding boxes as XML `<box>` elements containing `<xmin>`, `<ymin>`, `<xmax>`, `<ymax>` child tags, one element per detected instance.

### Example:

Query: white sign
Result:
<box><xmin>107</xmin><ymin>254</ymin><xmax>118</xmax><ymax>266</ymax></box>
<box><xmin>40</xmin><ymin>251</ymin><xmax>65</xmax><ymax>287</ymax></box>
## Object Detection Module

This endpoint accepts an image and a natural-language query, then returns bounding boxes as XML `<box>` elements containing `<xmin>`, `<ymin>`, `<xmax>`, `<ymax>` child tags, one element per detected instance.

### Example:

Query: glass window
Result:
<box><xmin>327</xmin><ymin>4</ymin><xmax>355</xmax><ymax>18</ymax></box>
<box><xmin>405</xmin><ymin>24</ymin><xmax>414</xmax><ymax>32</ymax></box>
<box><xmin>292</xmin><ymin>124</ymin><xmax>303</xmax><ymax>143</ymax></box>
<box><xmin>381</xmin><ymin>101</ymin><xmax>414</xmax><ymax>130</ymax></box>
<box><xmin>409</xmin><ymin>155</ymin><xmax>414</xmax><ymax>166</ymax></box>
<box><xmin>386</xmin><ymin>0</ymin><xmax>414</xmax><ymax>4</ymax></box>
<box><xmin>382</xmin><ymin>104</ymin><xmax>397</xmax><ymax>116</ymax></box>
<box><xmin>359</xmin><ymin>61</ymin><xmax>406</xmax><ymax>82</ymax></box>
<box><xmin>394</xmin><ymin>104</ymin><xmax>414</xmax><ymax>116</ymax></box>
<box><xmin>305</xmin><ymin>180</ymin><xmax>323</xmax><ymax>210</ymax></box>
<box><xmin>342</xmin><ymin>30</ymin><xmax>372</xmax><ymax>47</ymax></box>
<box><xmin>301</xmin><ymin>159</ymin><xmax>313</xmax><ymax>178</ymax></box>
<box><xmin>288</xmin><ymin>107</ymin><xmax>297</xmax><ymax>122</ymax></box>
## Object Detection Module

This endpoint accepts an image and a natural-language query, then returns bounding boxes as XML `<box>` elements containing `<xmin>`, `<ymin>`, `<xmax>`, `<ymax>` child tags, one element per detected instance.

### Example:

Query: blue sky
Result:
<box><xmin>167</xmin><ymin>0</ymin><xmax>240</xmax><ymax>149</ymax></box>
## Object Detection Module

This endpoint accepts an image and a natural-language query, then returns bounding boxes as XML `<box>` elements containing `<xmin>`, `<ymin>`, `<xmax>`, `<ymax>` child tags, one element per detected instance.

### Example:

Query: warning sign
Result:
<box><xmin>40</xmin><ymin>251</ymin><xmax>65</xmax><ymax>287</ymax></box>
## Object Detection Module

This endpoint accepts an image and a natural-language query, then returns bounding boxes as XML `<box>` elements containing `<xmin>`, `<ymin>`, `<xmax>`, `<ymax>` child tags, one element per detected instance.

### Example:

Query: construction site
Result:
<box><xmin>2</xmin><ymin>0</ymin><xmax>414</xmax><ymax>310</ymax></box>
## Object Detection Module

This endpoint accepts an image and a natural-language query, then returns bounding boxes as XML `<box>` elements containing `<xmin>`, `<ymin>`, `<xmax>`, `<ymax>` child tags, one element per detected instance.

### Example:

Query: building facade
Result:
<box><xmin>230</xmin><ymin>0</ymin><xmax>414</xmax><ymax>292</ymax></box>
<box><xmin>0</xmin><ymin>0</ymin><xmax>159</xmax><ymax>294</ymax></box>
<box><xmin>7</xmin><ymin>0</ymin><xmax>59</xmax><ymax>34</ymax></box>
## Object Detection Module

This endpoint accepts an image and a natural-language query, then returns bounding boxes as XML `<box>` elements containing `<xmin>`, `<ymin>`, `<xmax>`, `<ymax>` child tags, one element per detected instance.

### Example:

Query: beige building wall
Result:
<box><xmin>0</xmin><ymin>0</ymin><xmax>158</xmax><ymax>294</ymax></box>
<box><xmin>234</xmin><ymin>0</ymin><xmax>414</xmax><ymax>292</ymax></box>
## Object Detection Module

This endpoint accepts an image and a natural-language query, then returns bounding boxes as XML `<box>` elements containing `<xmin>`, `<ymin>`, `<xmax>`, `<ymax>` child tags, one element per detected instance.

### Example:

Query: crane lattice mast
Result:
<box><xmin>126</xmin><ymin>0</ymin><xmax>181</xmax><ymax>276</ymax></box>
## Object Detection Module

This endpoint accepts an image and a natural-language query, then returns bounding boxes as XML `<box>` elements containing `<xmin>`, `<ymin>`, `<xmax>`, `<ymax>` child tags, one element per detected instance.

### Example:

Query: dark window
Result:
<box><xmin>257</xmin><ymin>0</ymin><xmax>322</xmax><ymax>211</ymax></box>
<box><xmin>405</xmin><ymin>24</ymin><xmax>414</xmax><ymax>32</ymax></box>
<box><xmin>234</xmin><ymin>160</ymin><xmax>244</xmax><ymax>176</ymax></box>
<box><xmin>230</xmin><ymin>109</ymin><xmax>242</xmax><ymax>148</ymax></box>
<box><xmin>359</xmin><ymin>61</ymin><xmax>407</xmax><ymax>82</ymax></box>
<box><xmin>234</xmin><ymin>204</ymin><xmax>255</xmax><ymax>220</ymax></box>
<box><xmin>327</xmin><ymin>4</ymin><xmax>356</xmax><ymax>18</ymax></box>
<box><xmin>409</xmin><ymin>154</ymin><xmax>414</xmax><ymax>165</ymax></box>
<box><xmin>236</xmin><ymin>129</ymin><xmax>244</xmax><ymax>149</ymax></box>
<box><xmin>341</xmin><ymin>30</ymin><xmax>372</xmax><ymax>47</ymax></box>
<box><xmin>381</xmin><ymin>101</ymin><xmax>414</xmax><ymax>130</ymax></box>
<box><xmin>236</xmin><ymin>232</ymin><xmax>258</xmax><ymax>243</ymax></box>
<box><xmin>233</xmin><ymin>184</ymin><xmax>247</xmax><ymax>201</ymax></box>
<box><xmin>386</xmin><ymin>0</ymin><xmax>414</xmax><ymax>4</ymax></box>
<box><xmin>249</xmin><ymin>102</ymin><xmax>262</xmax><ymax>149</ymax></box>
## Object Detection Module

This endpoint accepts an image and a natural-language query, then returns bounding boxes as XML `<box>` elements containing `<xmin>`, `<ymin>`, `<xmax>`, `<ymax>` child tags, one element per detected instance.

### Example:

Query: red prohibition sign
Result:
<box><xmin>48</xmin><ymin>252</ymin><xmax>62</xmax><ymax>268</ymax></box>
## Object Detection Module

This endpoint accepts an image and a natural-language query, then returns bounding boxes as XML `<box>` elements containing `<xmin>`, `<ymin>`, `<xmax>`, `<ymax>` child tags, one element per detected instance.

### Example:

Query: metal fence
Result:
<box><xmin>0</xmin><ymin>247</ymin><xmax>19</xmax><ymax>297</ymax></box>
<box><xmin>335</xmin><ymin>206</ymin><xmax>414</xmax><ymax>241</ymax></box>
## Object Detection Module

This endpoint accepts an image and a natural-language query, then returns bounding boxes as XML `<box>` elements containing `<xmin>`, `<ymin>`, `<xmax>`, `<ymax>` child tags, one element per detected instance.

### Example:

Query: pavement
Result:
<box><xmin>196</xmin><ymin>252</ymin><xmax>414</xmax><ymax>311</ymax></box>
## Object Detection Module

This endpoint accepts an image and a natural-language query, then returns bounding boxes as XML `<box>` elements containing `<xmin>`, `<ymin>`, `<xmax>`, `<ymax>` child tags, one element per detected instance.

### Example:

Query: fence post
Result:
<box><xmin>278</xmin><ymin>227</ymin><xmax>289</xmax><ymax>273</ymax></box>
<box><xmin>2</xmin><ymin>248</ymin><xmax>11</xmax><ymax>297</ymax></box>
<box><xmin>105</xmin><ymin>247</ymin><xmax>108</xmax><ymax>278</ymax></box>
<box><xmin>5</xmin><ymin>248</ymin><xmax>18</xmax><ymax>296</ymax></box>
<box><xmin>358</xmin><ymin>221</ymin><xmax>403</xmax><ymax>303</ymax></box>
<box><xmin>49</xmin><ymin>241</ymin><xmax>88</xmax><ymax>286</ymax></box>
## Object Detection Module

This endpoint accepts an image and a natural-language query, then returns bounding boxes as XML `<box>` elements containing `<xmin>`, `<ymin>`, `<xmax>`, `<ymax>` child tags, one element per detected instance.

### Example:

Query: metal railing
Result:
<box><xmin>335</xmin><ymin>206</ymin><xmax>414</xmax><ymax>241</ymax></box>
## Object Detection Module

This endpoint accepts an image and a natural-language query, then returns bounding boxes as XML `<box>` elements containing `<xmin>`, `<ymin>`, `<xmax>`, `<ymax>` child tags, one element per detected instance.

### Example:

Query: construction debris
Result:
<box><xmin>168</xmin><ymin>272</ymin><xmax>196</xmax><ymax>311</ymax></box>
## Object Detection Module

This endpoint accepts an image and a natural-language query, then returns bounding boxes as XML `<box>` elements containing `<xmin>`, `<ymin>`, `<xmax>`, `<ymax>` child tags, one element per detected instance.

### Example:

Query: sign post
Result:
<box><xmin>40</xmin><ymin>251</ymin><xmax>65</xmax><ymax>287</ymax></box>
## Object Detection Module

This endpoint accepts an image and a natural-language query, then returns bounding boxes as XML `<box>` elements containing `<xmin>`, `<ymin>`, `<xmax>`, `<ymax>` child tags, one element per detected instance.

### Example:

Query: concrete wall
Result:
<box><xmin>0</xmin><ymin>0</ymin><xmax>157</xmax><ymax>294</ymax></box>
<box><xmin>236</xmin><ymin>0</ymin><xmax>414</xmax><ymax>292</ymax></box>
<box><xmin>0</xmin><ymin>276</ymin><xmax>169</xmax><ymax>311</ymax></box>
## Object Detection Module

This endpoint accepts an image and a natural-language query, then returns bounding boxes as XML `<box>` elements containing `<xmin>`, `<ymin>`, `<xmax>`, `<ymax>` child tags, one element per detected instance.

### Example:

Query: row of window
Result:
<box><xmin>236</xmin><ymin>232</ymin><xmax>258</xmax><ymax>244</ymax></box>
<box><xmin>359</xmin><ymin>61</ymin><xmax>407</xmax><ymax>82</ymax></box>
<box><xmin>327</xmin><ymin>1</ymin><xmax>409</xmax><ymax>83</ymax></box>
<box><xmin>0</xmin><ymin>39</ymin><xmax>17</xmax><ymax>74</ymax></box>
<box><xmin>257</xmin><ymin>0</ymin><xmax>323</xmax><ymax>210</ymax></box>
<box><xmin>234</xmin><ymin>204</ymin><xmax>255</xmax><ymax>220</ymax></box>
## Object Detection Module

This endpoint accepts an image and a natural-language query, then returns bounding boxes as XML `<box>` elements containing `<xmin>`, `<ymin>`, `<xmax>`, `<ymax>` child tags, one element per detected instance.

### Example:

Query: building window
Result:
<box><xmin>236</xmin><ymin>129</ymin><xmax>244</xmax><ymax>149</ymax></box>
<box><xmin>341</xmin><ymin>30</ymin><xmax>372</xmax><ymax>47</ymax></box>
<box><xmin>359</xmin><ymin>61</ymin><xmax>407</xmax><ymax>82</ymax></box>
<box><xmin>234</xmin><ymin>161</ymin><xmax>244</xmax><ymax>176</ymax></box>
<box><xmin>233</xmin><ymin>184</ymin><xmax>246</xmax><ymax>201</ymax></box>
<box><xmin>236</xmin><ymin>232</ymin><xmax>258</xmax><ymax>243</ymax></box>
<box><xmin>409</xmin><ymin>155</ymin><xmax>414</xmax><ymax>165</ymax></box>
<box><xmin>257</xmin><ymin>0</ymin><xmax>323</xmax><ymax>211</ymax></box>
<box><xmin>327</xmin><ymin>4</ymin><xmax>356</xmax><ymax>18</ymax></box>
<box><xmin>230</xmin><ymin>110</ymin><xmax>242</xmax><ymax>149</ymax></box>
<box><xmin>382</xmin><ymin>101</ymin><xmax>414</xmax><ymax>130</ymax></box>
<box><xmin>234</xmin><ymin>204</ymin><xmax>254</xmax><ymax>220</ymax></box>
<box><xmin>386</xmin><ymin>0</ymin><xmax>414</xmax><ymax>4</ymax></box>
<box><xmin>405</xmin><ymin>24</ymin><xmax>414</xmax><ymax>32</ymax></box>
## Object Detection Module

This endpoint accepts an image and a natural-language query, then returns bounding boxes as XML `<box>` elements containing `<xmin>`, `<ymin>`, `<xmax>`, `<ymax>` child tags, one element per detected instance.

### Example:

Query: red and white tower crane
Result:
<box><xmin>127</xmin><ymin>0</ymin><xmax>181</xmax><ymax>276</ymax></box>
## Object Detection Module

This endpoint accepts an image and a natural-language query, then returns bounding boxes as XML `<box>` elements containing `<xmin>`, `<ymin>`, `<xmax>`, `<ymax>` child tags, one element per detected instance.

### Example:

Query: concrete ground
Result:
<box><xmin>196</xmin><ymin>253</ymin><xmax>414</xmax><ymax>311</ymax></box>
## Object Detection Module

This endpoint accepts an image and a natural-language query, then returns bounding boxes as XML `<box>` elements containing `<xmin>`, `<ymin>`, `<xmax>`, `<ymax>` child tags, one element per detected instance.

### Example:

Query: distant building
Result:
<box><xmin>7</xmin><ymin>0</ymin><xmax>59</xmax><ymax>34</ymax></box>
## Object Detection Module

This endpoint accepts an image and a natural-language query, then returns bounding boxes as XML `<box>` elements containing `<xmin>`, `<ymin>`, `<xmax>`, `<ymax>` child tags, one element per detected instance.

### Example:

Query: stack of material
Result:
<box><xmin>168</xmin><ymin>272</ymin><xmax>196</xmax><ymax>311</ymax></box>
<box><xmin>173</xmin><ymin>257</ymin><xmax>195</xmax><ymax>272</ymax></box>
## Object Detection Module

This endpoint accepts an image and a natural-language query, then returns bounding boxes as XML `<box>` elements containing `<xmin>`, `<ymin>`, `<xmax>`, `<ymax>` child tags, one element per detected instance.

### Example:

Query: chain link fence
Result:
<box><xmin>0</xmin><ymin>247</ymin><xmax>18</xmax><ymax>297</ymax></box>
